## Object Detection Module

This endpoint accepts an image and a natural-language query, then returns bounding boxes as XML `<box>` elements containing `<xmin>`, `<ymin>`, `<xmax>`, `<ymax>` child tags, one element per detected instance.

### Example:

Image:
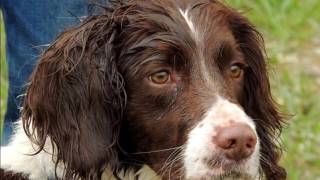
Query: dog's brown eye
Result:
<box><xmin>150</xmin><ymin>71</ymin><xmax>170</xmax><ymax>84</ymax></box>
<box><xmin>229</xmin><ymin>64</ymin><xmax>243</xmax><ymax>79</ymax></box>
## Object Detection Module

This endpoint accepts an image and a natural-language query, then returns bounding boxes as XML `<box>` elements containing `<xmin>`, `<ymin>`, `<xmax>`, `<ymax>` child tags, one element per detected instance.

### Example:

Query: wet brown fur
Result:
<box><xmin>18</xmin><ymin>0</ymin><xmax>286</xmax><ymax>179</ymax></box>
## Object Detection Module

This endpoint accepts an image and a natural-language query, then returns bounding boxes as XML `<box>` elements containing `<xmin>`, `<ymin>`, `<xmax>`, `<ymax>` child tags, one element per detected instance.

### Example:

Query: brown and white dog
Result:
<box><xmin>0</xmin><ymin>0</ymin><xmax>286</xmax><ymax>179</ymax></box>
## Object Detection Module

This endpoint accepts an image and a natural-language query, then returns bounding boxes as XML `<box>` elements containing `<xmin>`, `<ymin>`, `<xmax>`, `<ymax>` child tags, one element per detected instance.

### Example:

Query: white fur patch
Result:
<box><xmin>179</xmin><ymin>8</ymin><xmax>197</xmax><ymax>38</ymax></box>
<box><xmin>184</xmin><ymin>96</ymin><xmax>260</xmax><ymax>179</ymax></box>
<box><xmin>0</xmin><ymin>121</ymin><xmax>64</xmax><ymax>179</ymax></box>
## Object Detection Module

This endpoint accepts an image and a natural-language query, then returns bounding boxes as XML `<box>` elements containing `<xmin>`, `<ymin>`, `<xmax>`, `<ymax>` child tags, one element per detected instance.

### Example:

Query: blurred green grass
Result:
<box><xmin>0</xmin><ymin>11</ymin><xmax>8</xmax><ymax>135</ymax></box>
<box><xmin>226</xmin><ymin>0</ymin><xmax>320</xmax><ymax>179</ymax></box>
<box><xmin>1</xmin><ymin>1</ymin><xmax>320</xmax><ymax>179</ymax></box>
<box><xmin>226</xmin><ymin>0</ymin><xmax>320</xmax><ymax>51</ymax></box>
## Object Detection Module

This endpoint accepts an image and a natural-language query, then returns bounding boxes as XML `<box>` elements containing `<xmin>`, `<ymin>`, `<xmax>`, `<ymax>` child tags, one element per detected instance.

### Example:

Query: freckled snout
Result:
<box><xmin>213</xmin><ymin>123</ymin><xmax>257</xmax><ymax>161</ymax></box>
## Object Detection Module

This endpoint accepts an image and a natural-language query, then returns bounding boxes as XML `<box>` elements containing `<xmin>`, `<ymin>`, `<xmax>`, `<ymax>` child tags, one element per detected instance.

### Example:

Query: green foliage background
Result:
<box><xmin>226</xmin><ymin>1</ymin><xmax>320</xmax><ymax>179</ymax></box>
<box><xmin>1</xmin><ymin>0</ymin><xmax>320</xmax><ymax>179</ymax></box>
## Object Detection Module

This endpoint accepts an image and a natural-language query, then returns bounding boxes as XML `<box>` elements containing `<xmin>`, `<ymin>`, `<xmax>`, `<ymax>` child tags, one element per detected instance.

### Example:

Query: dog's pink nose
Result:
<box><xmin>214</xmin><ymin>123</ymin><xmax>257</xmax><ymax>161</ymax></box>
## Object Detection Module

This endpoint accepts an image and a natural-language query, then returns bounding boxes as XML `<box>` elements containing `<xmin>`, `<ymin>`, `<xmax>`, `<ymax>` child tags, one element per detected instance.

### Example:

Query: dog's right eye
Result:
<box><xmin>149</xmin><ymin>70</ymin><xmax>170</xmax><ymax>84</ymax></box>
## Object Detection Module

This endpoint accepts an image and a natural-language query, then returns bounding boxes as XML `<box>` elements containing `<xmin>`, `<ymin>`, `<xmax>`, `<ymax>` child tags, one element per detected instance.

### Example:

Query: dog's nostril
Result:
<box><xmin>213</xmin><ymin>123</ymin><xmax>257</xmax><ymax>161</ymax></box>
<box><xmin>220</xmin><ymin>138</ymin><xmax>237</xmax><ymax>149</ymax></box>
<box><xmin>246</xmin><ymin>137</ymin><xmax>256</xmax><ymax>149</ymax></box>
<box><xmin>229</xmin><ymin>139</ymin><xmax>237</xmax><ymax>148</ymax></box>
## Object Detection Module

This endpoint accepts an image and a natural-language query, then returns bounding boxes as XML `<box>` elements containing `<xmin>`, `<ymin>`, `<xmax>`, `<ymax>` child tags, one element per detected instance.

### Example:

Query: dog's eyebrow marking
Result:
<box><xmin>179</xmin><ymin>8</ymin><xmax>197</xmax><ymax>37</ymax></box>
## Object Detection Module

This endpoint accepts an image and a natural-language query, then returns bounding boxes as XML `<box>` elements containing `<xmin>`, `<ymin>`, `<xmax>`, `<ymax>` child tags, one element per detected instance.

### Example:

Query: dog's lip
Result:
<box><xmin>203</xmin><ymin>155</ymin><xmax>249</xmax><ymax>170</ymax></box>
<box><xmin>187</xmin><ymin>170</ymin><xmax>250</xmax><ymax>180</ymax></box>
<box><xmin>201</xmin><ymin>170</ymin><xmax>251</xmax><ymax>180</ymax></box>
<box><xmin>195</xmin><ymin>158</ymin><xmax>252</xmax><ymax>179</ymax></box>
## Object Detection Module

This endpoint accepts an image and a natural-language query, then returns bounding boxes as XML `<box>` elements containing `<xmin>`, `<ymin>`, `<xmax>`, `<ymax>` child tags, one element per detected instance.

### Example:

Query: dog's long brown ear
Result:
<box><xmin>227</xmin><ymin>11</ymin><xmax>287</xmax><ymax>180</ymax></box>
<box><xmin>22</xmin><ymin>14</ymin><xmax>125</xmax><ymax>179</ymax></box>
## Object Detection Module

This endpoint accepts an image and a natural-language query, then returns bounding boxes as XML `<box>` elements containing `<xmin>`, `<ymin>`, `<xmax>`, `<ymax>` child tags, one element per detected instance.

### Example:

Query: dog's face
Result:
<box><xmin>118</xmin><ymin>1</ymin><xmax>259</xmax><ymax>179</ymax></box>
<box><xmin>22</xmin><ymin>0</ymin><xmax>286</xmax><ymax>179</ymax></box>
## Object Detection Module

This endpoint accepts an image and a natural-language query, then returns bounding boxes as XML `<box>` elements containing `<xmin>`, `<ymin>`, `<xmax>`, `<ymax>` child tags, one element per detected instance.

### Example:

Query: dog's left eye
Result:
<box><xmin>229</xmin><ymin>64</ymin><xmax>244</xmax><ymax>79</ymax></box>
<box><xmin>149</xmin><ymin>70</ymin><xmax>170</xmax><ymax>84</ymax></box>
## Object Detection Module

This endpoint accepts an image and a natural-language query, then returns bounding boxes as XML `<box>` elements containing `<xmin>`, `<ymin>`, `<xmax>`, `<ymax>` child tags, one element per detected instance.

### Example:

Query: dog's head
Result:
<box><xmin>22</xmin><ymin>0</ymin><xmax>286</xmax><ymax>179</ymax></box>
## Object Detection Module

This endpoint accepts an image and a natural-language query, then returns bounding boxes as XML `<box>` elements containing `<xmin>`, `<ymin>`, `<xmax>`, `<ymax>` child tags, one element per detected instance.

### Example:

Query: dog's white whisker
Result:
<box><xmin>131</xmin><ymin>146</ymin><xmax>185</xmax><ymax>154</ymax></box>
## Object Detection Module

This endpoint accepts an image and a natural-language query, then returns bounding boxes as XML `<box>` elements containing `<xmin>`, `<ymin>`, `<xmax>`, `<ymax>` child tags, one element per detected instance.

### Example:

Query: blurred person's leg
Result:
<box><xmin>1</xmin><ymin>0</ymin><xmax>89</xmax><ymax>145</ymax></box>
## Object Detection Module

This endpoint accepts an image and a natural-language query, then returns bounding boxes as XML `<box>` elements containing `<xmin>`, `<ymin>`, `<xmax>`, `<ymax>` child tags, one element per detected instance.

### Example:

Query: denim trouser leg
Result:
<box><xmin>1</xmin><ymin>0</ymin><xmax>88</xmax><ymax>145</ymax></box>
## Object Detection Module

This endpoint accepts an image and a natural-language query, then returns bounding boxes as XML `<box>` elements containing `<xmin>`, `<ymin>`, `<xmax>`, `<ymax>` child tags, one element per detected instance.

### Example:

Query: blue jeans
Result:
<box><xmin>1</xmin><ymin>0</ymin><xmax>90</xmax><ymax>145</ymax></box>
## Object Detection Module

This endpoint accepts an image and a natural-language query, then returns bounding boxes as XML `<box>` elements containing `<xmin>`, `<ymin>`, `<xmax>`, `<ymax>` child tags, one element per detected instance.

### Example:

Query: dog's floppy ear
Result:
<box><xmin>22</xmin><ymin>14</ymin><xmax>125</xmax><ymax>179</ymax></box>
<box><xmin>228</xmin><ymin>12</ymin><xmax>287</xmax><ymax>180</ymax></box>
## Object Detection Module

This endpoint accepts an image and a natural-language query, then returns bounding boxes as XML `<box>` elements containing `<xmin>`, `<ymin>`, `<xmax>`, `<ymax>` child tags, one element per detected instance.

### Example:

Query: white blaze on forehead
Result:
<box><xmin>179</xmin><ymin>8</ymin><xmax>211</xmax><ymax>83</ymax></box>
<box><xmin>179</xmin><ymin>8</ymin><xmax>197</xmax><ymax>37</ymax></box>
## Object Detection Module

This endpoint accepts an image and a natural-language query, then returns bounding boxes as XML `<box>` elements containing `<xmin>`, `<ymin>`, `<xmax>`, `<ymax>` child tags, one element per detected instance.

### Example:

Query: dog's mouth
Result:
<box><xmin>202</xmin><ymin>167</ymin><xmax>253</xmax><ymax>180</ymax></box>
<box><xmin>205</xmin><ymin>155</ymin><xmax>251</xmax><ymax>170</ymax></box>
<box><xmin>203</xmin><ymin>172</ymin><xmax>252</xmax><ymax>180</ymax></box>
<box><xmin>184</xmin><ymin>155</ymin><xmax>258</xmax><ymax>180</ymax></box>
<box><xmin>188</xmin><ymin>169</ymin><xmax>253</xmax><ymax>180</ymax></box>
<box><xmin>186</xmin><ymin>173</ymin><xmax>253</xmax><ymax>180</ymax></box>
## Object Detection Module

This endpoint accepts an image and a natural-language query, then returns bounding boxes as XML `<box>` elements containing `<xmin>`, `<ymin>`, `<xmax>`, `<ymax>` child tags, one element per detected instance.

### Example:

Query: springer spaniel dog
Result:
<box><xmin>0</xmin><ymin>0</ymin><xmax>286</xmax><ymax>179</ymax></box>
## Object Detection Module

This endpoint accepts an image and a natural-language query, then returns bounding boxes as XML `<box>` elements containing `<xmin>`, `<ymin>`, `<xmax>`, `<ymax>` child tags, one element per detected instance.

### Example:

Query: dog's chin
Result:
<box><xmin>202</xmin><ymin>169</ymin><xmax>253</xmax><ymax>180</ymax></box>
<box><xmin>187</xmin><ymin>170</ymin><xmax>254</xmax><ymax>180</ymax></box>
<box><xmin>185</xmin><ymin>160</ymin><xmax>259</xmax><ymax>180</ymax></box>
<box><xmin>205</xmin><ymin>174</ymin><xmax>252</xmax><ymax>180</ymax></box>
